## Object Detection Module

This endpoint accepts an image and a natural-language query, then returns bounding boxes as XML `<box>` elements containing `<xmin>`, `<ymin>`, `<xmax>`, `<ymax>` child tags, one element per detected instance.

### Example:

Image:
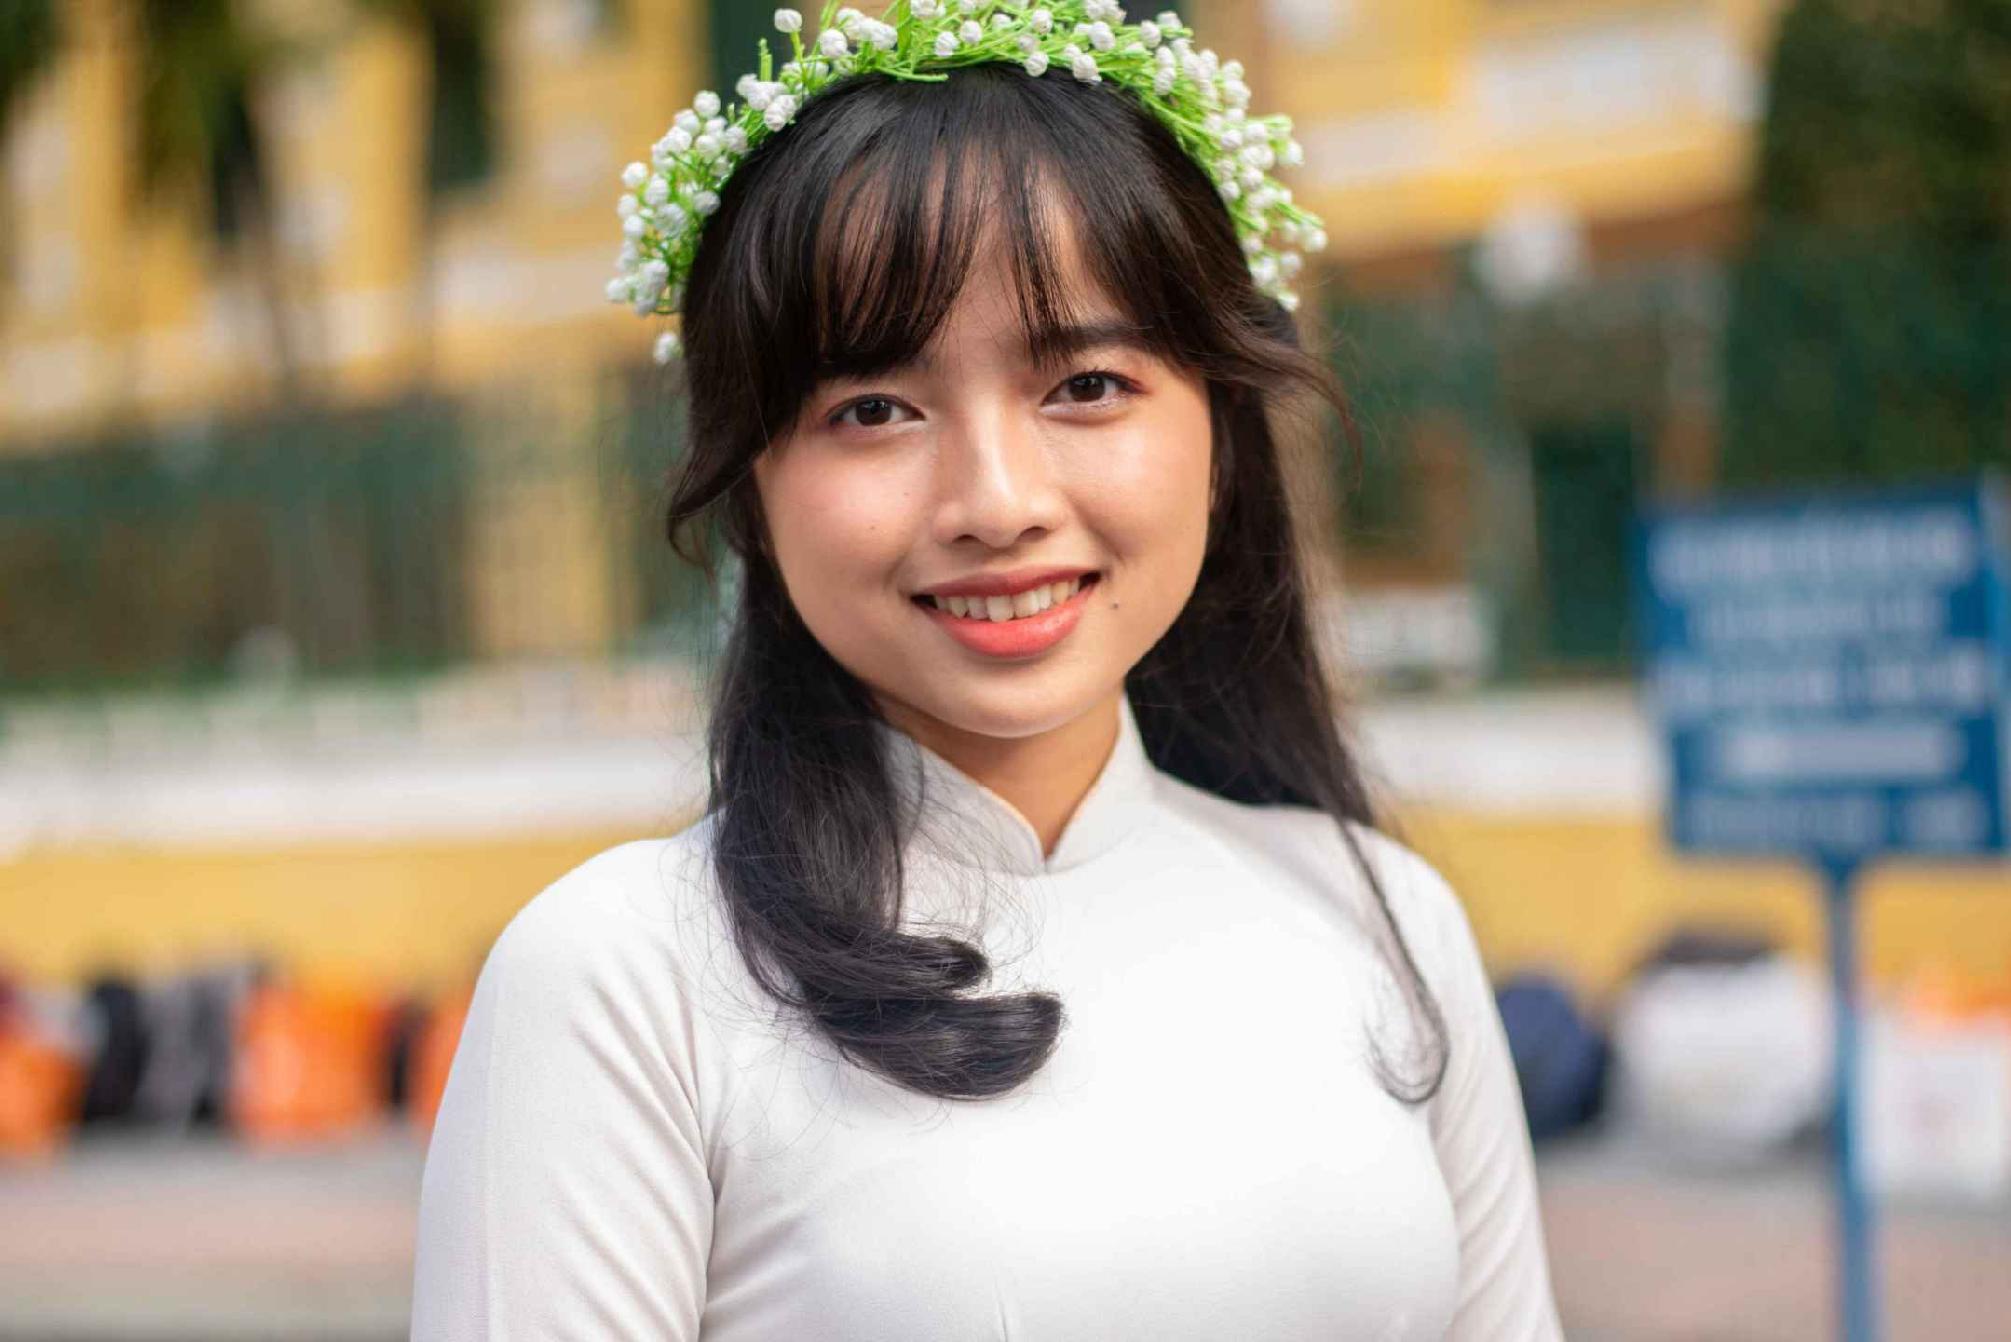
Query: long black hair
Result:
<box><xmin>659</xmin><ymin>62</ymin><xmax>1447</xmax><ymax>1104</ymax></box>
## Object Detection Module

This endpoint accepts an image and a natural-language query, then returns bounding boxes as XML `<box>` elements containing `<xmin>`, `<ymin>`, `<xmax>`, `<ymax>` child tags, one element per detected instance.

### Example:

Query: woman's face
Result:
<box><xmin>751</xmin><ymin>219</ymin><xmax>1214</xmax><ymax>746</ymax></box>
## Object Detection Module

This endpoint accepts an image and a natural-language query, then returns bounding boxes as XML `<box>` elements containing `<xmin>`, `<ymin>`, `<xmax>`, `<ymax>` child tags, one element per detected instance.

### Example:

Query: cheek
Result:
<box><xmin>1069</xmin><ymin>408</ymin><xmax>1214</xmax><ymax>570</ymax></box>
<box><xmin>757</xmin><ymin>455</ymin><xmax>922</xmax><ymax>593</ymax></box>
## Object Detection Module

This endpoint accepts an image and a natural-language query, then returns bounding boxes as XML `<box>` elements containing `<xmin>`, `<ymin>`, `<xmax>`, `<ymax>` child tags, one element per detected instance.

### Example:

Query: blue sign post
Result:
<box><xmin>1636</xmin><ymin>477</ymin><xmax>2011</xmax><ymax>1342</ymax></box>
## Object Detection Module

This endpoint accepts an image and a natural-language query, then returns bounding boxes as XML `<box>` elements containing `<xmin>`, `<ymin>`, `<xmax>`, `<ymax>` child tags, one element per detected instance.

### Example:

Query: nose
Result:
<box><xmin>931</xmin><ymin>402</ymin><xmax>1067</xmax><ymax>550</ymax></box>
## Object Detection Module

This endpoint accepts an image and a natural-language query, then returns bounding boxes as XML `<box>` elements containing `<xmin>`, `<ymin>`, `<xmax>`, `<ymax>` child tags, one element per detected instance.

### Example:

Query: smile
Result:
<box><xmin>919</xmin><ymin>575</ymin><xmax>1089</xmax><ymax>622</ymax></box>
<box><xmin>910</xmin><ymin>573</ymin><xmax>1101</xmax><ymax>659</ymax></box>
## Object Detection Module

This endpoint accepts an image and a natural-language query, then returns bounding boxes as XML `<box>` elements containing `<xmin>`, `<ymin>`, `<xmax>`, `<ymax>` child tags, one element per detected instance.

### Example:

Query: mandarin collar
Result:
<box><xmin>876</xmin><ymin>693</ymin><xmax>1159</xmax><ymax>877</ymax></box>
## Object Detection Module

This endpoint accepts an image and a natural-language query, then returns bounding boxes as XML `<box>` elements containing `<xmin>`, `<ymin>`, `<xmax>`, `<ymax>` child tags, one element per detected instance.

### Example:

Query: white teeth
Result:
<box><xmin>928</xmin><ymin>575</ymin><xmax>1093</xmax><ymax>621</ymax></box>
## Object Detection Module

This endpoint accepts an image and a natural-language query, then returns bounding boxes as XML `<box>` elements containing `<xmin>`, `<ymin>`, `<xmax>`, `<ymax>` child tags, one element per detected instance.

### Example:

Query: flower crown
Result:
<box><xmin>607</xmin><ymin>1</ymin><xmax>1329</xmax><ymax>366</ymax></box>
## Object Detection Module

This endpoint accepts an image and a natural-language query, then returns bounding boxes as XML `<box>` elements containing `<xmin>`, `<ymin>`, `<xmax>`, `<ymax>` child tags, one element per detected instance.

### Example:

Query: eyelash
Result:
<box><xmin>827</xmin><ymin>368</ymin><xmax>1141</xmax><ymax>432</ymax></box>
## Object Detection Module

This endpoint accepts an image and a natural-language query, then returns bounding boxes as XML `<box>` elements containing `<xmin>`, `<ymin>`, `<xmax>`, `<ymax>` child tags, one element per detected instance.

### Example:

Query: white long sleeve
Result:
<box><xmin>410</xmin><ymin>694</ymin><xmax>1563</xmax><ymax>1339</ymax></box>
<box><xmin>1377</xmin><ymin>835</ymin><xmax>1563</xmax><ymax>1339</ymax></box>
<box><xmin>411</xmin><ymin>849</ymin><xmax>716</xmax><ymax>1340</ymax></box>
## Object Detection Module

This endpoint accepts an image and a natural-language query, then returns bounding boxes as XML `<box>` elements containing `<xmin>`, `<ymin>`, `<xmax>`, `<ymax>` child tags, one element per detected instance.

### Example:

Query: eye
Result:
<box><xmin>1049</xmin><ymin>369</ymin><xmax>1138</xmax><ymax>408</ymax></box>
<box><xmin>829</xmin><ymin>395</ymin><xmax>916</xmax><ymax>431</ymax></box>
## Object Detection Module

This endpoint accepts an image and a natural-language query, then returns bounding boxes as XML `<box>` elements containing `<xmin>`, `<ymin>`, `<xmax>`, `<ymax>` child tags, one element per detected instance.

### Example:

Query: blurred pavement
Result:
<box><xmin>2</xmin><ymin>1126</ymin><xmax>2009</xmax><ymax>1340</ymax></box>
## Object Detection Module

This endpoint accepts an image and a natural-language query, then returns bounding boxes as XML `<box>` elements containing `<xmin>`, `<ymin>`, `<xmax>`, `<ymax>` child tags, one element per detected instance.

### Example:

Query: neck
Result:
<box><xmin>876</xmin><ymin>691</ymin><xmax>1124</xmax><ymax>857</ymax></box>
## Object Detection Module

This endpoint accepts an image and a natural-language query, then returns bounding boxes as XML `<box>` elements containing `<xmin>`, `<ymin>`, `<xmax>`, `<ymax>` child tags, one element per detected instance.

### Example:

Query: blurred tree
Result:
<box><xmin>0</xmin><ymin>0</ymin><xmax>61</xmax><ymax>316</ymax></box>
<box><xmin>134</xmin><ymin>0</ymin><xmax>312</xmax><ymax>400</ymax></box>
<box><xmin>355</xmin><ymin>0</ymin><xmax>498</xmax><ymax>197</ymax></box>
<box><xmin>351</xmin><ymin>0</ymin><xmax>501</xmax><ymax>381</ymax></box>
<box><xmin>1722</xmin><ymin>0</ymin><xmax>2011</xmax><ymax>486</ymax></box>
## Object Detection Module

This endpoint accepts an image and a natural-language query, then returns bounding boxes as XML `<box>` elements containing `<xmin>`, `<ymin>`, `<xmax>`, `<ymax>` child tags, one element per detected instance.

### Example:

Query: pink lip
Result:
<box><xmin>916</xmin><ymin>575</ymin><xmax>1098</xmax><ymax>659</ymax></box>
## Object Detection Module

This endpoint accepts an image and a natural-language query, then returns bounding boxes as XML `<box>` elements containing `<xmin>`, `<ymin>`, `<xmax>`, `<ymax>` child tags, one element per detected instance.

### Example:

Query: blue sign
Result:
<box><xmin>1637</xmin><ymin>477</ymin><xmax>2011</xmax><ymax>860</ymax></box>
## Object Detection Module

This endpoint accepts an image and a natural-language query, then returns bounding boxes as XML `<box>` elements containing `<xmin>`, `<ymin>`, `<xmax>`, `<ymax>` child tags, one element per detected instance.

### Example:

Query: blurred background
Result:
<box><xmin>2</xmin><ymin>0</ymin><xmax>2008</xmax><ymax>1337</ymax></box>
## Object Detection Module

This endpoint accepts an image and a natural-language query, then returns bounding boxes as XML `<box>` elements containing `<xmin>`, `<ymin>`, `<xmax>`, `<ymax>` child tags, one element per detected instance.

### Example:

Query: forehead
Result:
<box><xmin>811</xmin><ymin>152</ymin><xmax>1136</xmax><ymax>379</ymax></box>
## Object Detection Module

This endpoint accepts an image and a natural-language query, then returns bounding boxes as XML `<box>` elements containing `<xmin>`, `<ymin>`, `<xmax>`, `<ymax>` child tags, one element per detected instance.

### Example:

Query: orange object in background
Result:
<box><xmin>410</xmin><ymin>985</ymin><xmax>472</xmax><ymax>1137</ymax></box>
<box><xmin>0</xmin><ymin>1026</ymin><xmax>83</xmax><ymax>1160</ymax></box>
<box><xmin>230</xmin><ymin>979</ymin><xmax>395</xmax><ymax>1144</ymax></box>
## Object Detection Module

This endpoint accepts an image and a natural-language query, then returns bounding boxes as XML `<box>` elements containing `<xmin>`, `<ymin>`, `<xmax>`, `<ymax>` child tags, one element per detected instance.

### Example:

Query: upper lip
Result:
<box><xmin>915</xmin><ymin>566</ymin><xmax>1098</xmax><ymax>599</ymax></box>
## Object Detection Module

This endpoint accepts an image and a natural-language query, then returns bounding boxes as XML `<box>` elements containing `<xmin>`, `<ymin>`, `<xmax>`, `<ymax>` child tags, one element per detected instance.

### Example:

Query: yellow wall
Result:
<box><xmin>5</xmin><ymin>810</ymin><xmax>2007</xmax><ymax>1006</ymax></box>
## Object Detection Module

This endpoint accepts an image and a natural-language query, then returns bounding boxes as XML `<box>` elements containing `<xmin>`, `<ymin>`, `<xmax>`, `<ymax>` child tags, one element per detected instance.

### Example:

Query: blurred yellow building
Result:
<box><xmin>6</xmin><ymin>1</ymin><xmax>2007</xmax><ymax>1009</ymax></box>
<box><xmin>5</xmin><ymin>0</ymin><xmax>1777</xmax><ymax>440</ymax></box>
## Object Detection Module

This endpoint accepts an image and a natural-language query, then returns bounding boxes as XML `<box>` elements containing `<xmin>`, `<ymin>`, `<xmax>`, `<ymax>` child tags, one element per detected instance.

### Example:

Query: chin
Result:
<box><xmin>876</xmin><ymin>667</ymin><xmax>1120</xmax><ymax>744</ymax></box>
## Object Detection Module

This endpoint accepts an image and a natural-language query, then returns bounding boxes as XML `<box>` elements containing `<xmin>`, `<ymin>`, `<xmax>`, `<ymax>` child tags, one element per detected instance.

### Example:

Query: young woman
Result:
<box><xmin>412</xmin><ymin>6</ymin><xmax>1560</xmax><ymax>1338</ymax></box>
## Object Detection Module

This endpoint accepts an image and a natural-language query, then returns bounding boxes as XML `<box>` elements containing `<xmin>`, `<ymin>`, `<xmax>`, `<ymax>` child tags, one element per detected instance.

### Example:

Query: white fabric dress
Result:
<box><xmin>411</xmin><ymin>693</ymin><xmax>1562</xmax><ymax>1340</ymax></box>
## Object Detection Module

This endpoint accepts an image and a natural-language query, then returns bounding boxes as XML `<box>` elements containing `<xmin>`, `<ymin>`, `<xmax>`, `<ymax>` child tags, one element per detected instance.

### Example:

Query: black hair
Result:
<box><xmin>660</xmin><ymin>62</ymin><xmax>1447</xmax><ymax>1104</ymax></box>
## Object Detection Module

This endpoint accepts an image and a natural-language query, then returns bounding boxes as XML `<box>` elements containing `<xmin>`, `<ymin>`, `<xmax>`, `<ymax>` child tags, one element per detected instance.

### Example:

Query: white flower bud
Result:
<box><xmin>736</xmin><ymin>74</ymin><xmax>760</xmax><ymax>100</ymax></box>
<box><xmin>1279</xmin><ymin>290</ymin><xmax>1300</xmax><ymax>313</ymax></box>
<box><xmin>1218</xmin><ymin>180</ymin><xmax>1240</xmax><ymax>201</ymax></box>
<box><xmin>1152</xmin><ymin>68</ymin><xmax>1174</xmax><ymax>95</ymax></box>
<box><xmin>1239</xmin><ymin>166</ymin><xmax>1263</xmax><ymax>190</ymax></box>
<box><xmin>1304</xmin><ymin>227</ymin><xmax>1327</xmax><ymax>252</ymax></box>
<box><xmin>866</xmin><ymin>20</ymin><xmax>897</xmax><ymax>49</ymax></box>
<box><xmin>1088</xmin><ymin>22</ymin><xmax>1114</xmax><ymax>51</ymax></box>
<box><xmin>1156</xmin><ymin>10</ymin><xmax>1180</xmax><ymax>28</ymax></box>
<box><xmin>1018</xmin><ymin>33</ymin><xmax>1039</xmax><ymax>53</ymax></box>
<box><xmin>773</xmin><ymin>9</ymin><xmax>802</xmax><ymax>34</ymax></box>
<box><xmin>835</xmin><ymin>6</ymin><xmax>863</xmax><ymax>31</ymax></box>
<box><xmin>1030</xmin><ymin>9</ymin><xmax>1052</xmax><ymax>34</ymax></box>
<box><xmin>1225</xmin><ymin>106</ymin><xmax>1246</xmax><ymax>124</ymax></box>
<box><xmin>693</xmin><ymin>133</ymin><xmax>721</xmax><ymax>159</ymax></box>
<box><xmin>746</xmin><ymin>84</ymin><xmax>774</xmax><ymax>111</ymax></box>
<box><xmin>1282</xmin><ymin>139</ymin><xmax>1304</xmax><ymax>167</ymax></box>
<box><xmin>623</xmin><ymin>213</ymin><xmax>647</xmax><ymax>237</ymax></box>
<box><xmin>1071</xmin><ymin>51</ymin><xmax>1099</xmax><ymax>82</ymax></box>
<box><xmin>724</xmin><ymin>126</ymin><xmax>750</xmax><ymax>154</ymax></box>
<box><xmin>606</xmin><ymin>277</ymin><xmax>630</xmax><ymax>303</ymax></box>
<box><xmin>1023</xmin><ymin>50</ymin><xmax>1049</xmax><ymax>76</ymax></box>
<box><xmin>1220</xmin><ymin>127</ymin><xmax>1243</xmax><ymax>150</ymax></box>
<box><xmin>645</xmin><ymin>177</ymin><xmax>671</xmax><ymax>206</ymax></box>
<box><xmin>693</xmin><ymin>190</ymin><xmax>720</xmax><ymax>216</ymax></box>
<box><xmin>934</xmin><ymin>31</ymin><xmax>958</xmax><ymax>57</ymax></box>
<box><xmin>617</xmin><ymin>193</ymin><xmax>640</xmax><ymax>218</ymax></box>
<box><xmin>1139</xmin><ymin>21</ymin><xmax>1161</xmax><ymax>46</ymax></box>
<box><xmin>621</xmin><ymin>161</ymin><xmax>647</xmax><ymax>189</ymax></box>
<box><xmin>1242</xmin><ymin>234</ymin><xmax>1264</xmax><ymax>256</ymax></box>
<box><xmin>1223</xmin><ymin>79</ymin><xmax>1251</xmax><ymax>109</ymax></box>
<box><xmin>675</xmin><ymin>109</ymin><xmax>701</xmax><ymax>134</ymax></box>
<box><xmin>913</xmin><ymin>0</ymin><xmax>940</xmax><ymax>16</ymax></box>
<box><xmin>654</xmin><ymin>331</ymin><xmax>682</xmax><ymax>365</ymax></box>
<box><xmin>819</xmin><ymin>28</ymin><xmax>850</xmax><ymax>57</ymax></box>
<box><xmin>1250</xmin><ymin>255</ymin><xmax>1279</xmax><ymax>287</ymax></box>
<box><xmin>763</xmin><ymin>96</ymin><xmax>796</xmax><ymax>130</ymax></box>
<box><xmin>705</xmin><ymin>116</ymin><xmax>725</xmax><ymax>134</ymax></box>
<box><xmin>959</xmin><ymin>19</ymin><xmax>982</xmax><ymax>44</ymax></box>
<box><xmin>694</xmin><ymin>90</ymin><xmax>721</xmax><ymax>118</ymax></box>
<box><xmin>1280</xmin><ymin>251</ymin><xmax>1303</xmax><ymax>277</ymax></box>
<box><xmin>633</xmin><ymin>292</ymin><xmax>658</xmax><ymax>316</ymax></box>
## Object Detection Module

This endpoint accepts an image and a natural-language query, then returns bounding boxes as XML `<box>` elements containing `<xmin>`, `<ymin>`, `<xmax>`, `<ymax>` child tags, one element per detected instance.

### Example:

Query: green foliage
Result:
<box><xmin>0</xmin><ymin>0</ymin><xmax>60</xmax><ymax>147</ymax></box>
<box><xmin>1723</xmin><ymin>0</ymin><xmax>2011</xmax><ymax>487</ymax></box>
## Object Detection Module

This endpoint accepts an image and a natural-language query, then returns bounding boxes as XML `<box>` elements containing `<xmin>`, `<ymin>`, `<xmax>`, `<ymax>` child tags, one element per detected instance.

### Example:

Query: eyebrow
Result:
<box><xmin>819</xmin><ymin>318</ymin><xmax>1159</xmax><ymax>382</ymax></box>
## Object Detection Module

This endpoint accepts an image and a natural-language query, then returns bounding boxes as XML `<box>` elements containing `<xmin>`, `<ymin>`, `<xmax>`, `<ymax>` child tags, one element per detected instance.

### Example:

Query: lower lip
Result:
<box><xmin>915</xmin><ymin>577</ymin><xmax>1099</xmax><ymax>659</ymax></box>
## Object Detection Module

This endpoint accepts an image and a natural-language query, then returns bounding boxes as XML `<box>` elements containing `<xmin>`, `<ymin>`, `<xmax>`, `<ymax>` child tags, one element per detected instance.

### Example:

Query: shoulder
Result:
<box><xmin>477</xmin><ymin>817</ymin><xmax>739</xmax><ymax>1024</ymax></box>
<box><xmin>1150</xmin><ymin>775</ymin><xmax>1475</xmax><ymax>976</ymax></box>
